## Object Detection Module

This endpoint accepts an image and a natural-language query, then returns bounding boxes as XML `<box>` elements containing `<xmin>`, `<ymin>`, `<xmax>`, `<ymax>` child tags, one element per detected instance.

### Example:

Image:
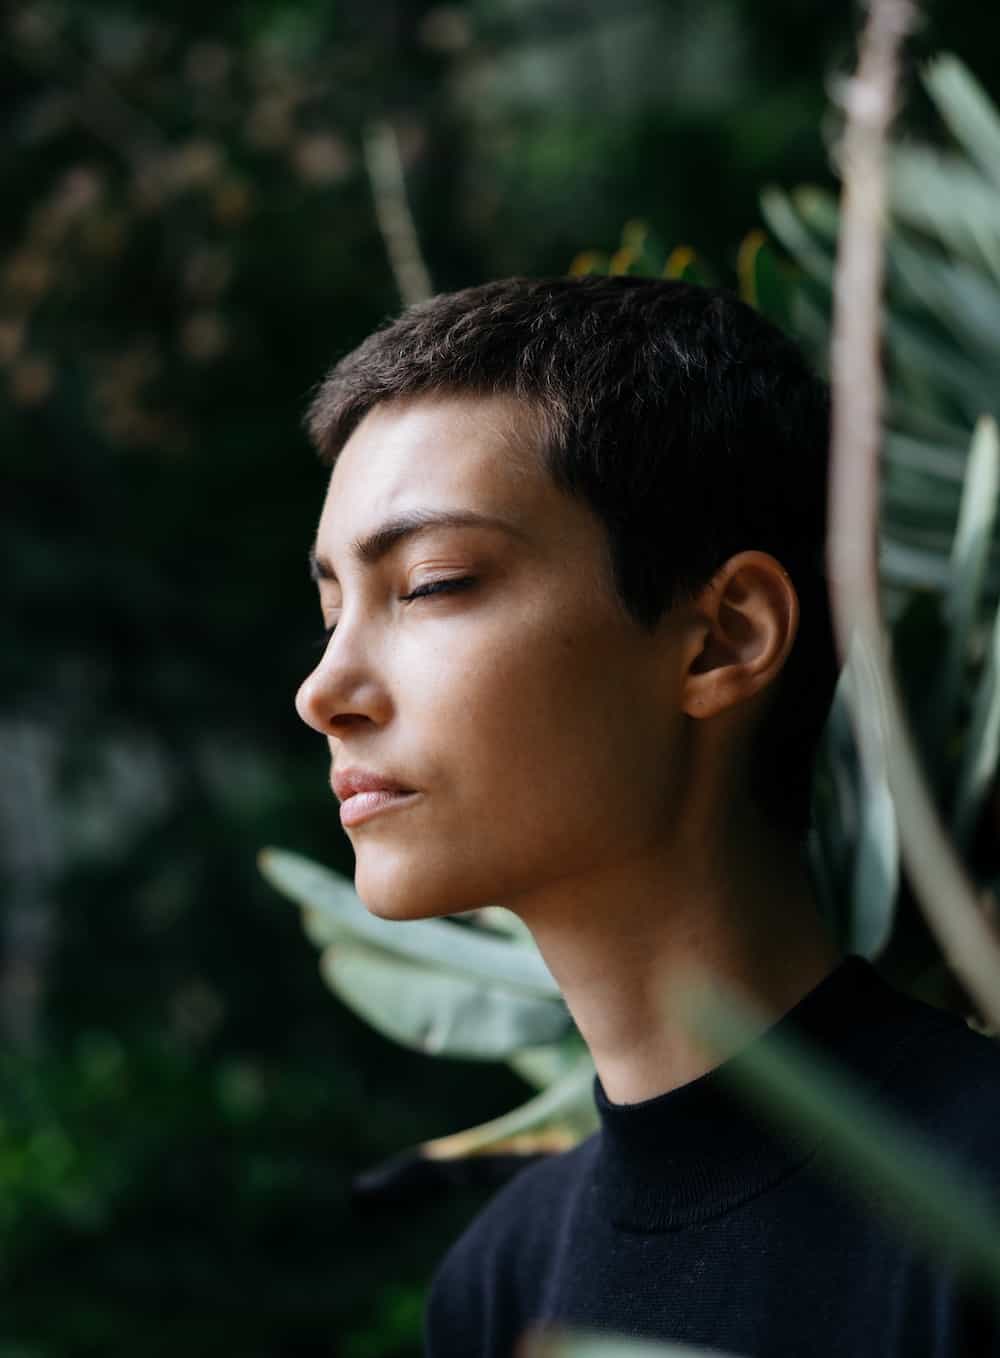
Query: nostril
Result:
<box><xmin>328</xmin><ymin>711</ymin><xmax>372</xmax><ymax>734</ymax></box>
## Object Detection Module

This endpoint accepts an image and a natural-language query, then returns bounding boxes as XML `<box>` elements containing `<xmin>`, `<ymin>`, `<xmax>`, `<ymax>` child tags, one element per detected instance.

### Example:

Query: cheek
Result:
<box><xmin>350</xmin><ymin>618</ymin><xmax>678</xmax><ymax>919</ymax></box>
<box><xmin>435</xmin><ymin>626</ymin><xmax>671</xmax><ymax>852</ymax></box>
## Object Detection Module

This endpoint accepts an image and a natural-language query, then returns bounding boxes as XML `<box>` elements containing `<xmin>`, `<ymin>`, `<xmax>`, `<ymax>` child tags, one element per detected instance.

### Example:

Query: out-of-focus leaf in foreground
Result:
<box><xmin>319</xmin><ymin>938</ymin><xmax>570</xmax><ymax>1059</ymax></box>
<box><xmin>678</xmin><ymin>978</ymin><xmax>1000</xmax><ymax>1294</ymax></box>
<box><xmin>521</xmin><ymin>1329</ymin><xmax>742</xmax><ymax>1358</ymax></box>
<box><xmin>258</xmin><ymin>847</ymin><xmax>559</xmax><ymax>998</ymax></box>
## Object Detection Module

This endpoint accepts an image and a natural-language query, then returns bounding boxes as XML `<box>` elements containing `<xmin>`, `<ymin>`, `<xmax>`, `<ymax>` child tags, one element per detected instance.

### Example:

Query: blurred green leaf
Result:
<box><xmin>522</xmin><ymin>1331</ymin><xmax>741</xmax><ymax>1357</ymax></box>
<box><xmin>889</xmin><ymin>236</ymin><xmax>1000</xmax><ymax>356</ymax></box>
<box><xmin>923</xmin><ymin>55</ymin><xmax>1000</xmax><ymax>192</ymax></box>
<box><xmin>423</xmin><ymin>1048</ymin><xmax>597</xmax><ymax>1160</ymax></box>
<box><xmin>319</xmin><ymin>938</ymin><xmax>571</xmax><ymax>1059</ymax></box>
<box><xmin>759</xmin><ymin>186</ymin><xmax>834</xmax><ymax>287</ymax></box>
<box><xmin>928</xmin><ymin>416</ymin><xmax>1000</xmax><ymax>773</ymax></box>
<box><xmin>954</xmin><ymin>590</ymin><xmax>1000</xmax><ymax>846</ymax></box>
<box><xmin>259</xmin><ymin>847</ymin><xmax>559</xmax><ymax>998</ymax></box>
<box><xmin>849</xmin><ymin>774</ymin><xmax>898</xmax><ymax>959</ymax></box>
<box><xmin>682</xmin><ymin>981</ymin><xmax>1000</xmax><ymax>1294</ymax></box>
<box><xmin>508</xmin><ymin>1036</ymin><xmax>589</xmax><ymax>1090</ymax></box>
<box><xmin>891</xmin><ymin>147</ymin><xmax>1000</xmax><ymax>282</ymax></box>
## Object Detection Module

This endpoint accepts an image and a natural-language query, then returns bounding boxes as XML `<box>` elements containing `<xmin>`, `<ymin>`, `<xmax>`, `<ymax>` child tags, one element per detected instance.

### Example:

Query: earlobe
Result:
<box><xmin>681</xmin><ymin>551</ymin><xmax>799</xmax><ymax>719</ymax></box>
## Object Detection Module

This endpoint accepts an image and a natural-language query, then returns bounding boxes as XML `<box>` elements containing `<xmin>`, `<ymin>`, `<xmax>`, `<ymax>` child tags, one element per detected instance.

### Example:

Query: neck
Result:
<box><xmin>512</xmin><ymin>805</ymin><xmax>841</xmax><ymax>1106</ymax></box>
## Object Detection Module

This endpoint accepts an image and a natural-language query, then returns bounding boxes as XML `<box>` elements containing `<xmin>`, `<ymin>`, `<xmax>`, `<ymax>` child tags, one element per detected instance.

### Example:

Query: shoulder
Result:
<box><xmin>865</xmin><ymin>982</ymin><xmax>1000</xmax><ymax>1171</ymax></box>
<box><xmin>423</xmin><ymin>1134</ymin><xmax>597</xmax><ymax>1355</ymax></box>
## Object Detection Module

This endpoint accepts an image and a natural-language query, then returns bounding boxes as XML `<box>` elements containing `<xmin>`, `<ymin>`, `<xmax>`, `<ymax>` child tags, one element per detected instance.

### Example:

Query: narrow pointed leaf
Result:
<box><xmin>850</xmin><ymin>775</ymin><xmax>898</xmax><ymax>959</ymax></box>
<box><xmin>923</xmin><ymin>55</ymin><xmax>1000</xmax><ymax>192</ymax></box>
<box><xmin>759</xmin><ymin>187</ymin><xmax>834</xmax><ymax>288</ymax></box>
<box><xmin>891</xmin><ymin>147</ymin><xmax>1000</xmax><ymax>282</ymax></box>
<box><xmin>954</xmin><ymin>591</ymin><xmax>1000</xmax><ymax>847</ymax></box>
<box><xmin>681</xmin><ymin>982</ymin><xmax>1000</xmax><ymax>1294</ymax></box>
<box><xmin>889</xmin><ymin>236</ymin><xmax>1000</xmax><ymax>357</ymax></box>
<box><xmin>929</xmin><ymin>416</ymin><xmax>1000</xmax><ymax>768</ymax></box>
<box><xmin>423</xmin><ymin>1050</ymin><xmax>597</xmax><ymax>1161</ymax></box>
<box><xmin>884</xmin><ymin>433</ymin><xmax>965</xmax><ymax>485</ymax></box>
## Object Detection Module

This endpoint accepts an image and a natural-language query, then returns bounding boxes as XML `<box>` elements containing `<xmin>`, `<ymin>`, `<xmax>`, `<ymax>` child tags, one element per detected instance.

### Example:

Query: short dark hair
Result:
<box><xmin>307</xmin><ymin>275</ymin><xmax>838</xmax><ymax>836</ymax></box>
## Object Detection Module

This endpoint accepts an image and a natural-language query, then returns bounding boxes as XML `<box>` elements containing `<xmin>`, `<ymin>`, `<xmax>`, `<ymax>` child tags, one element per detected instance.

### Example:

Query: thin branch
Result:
<box><xmin>827</xmin><ymin>0</ymin><xmax>1000</xmax><ymax>1022</ymax></box>
<box><xmin>362</xmin><ymin>120</ymin><xmax>434</xmax><ymax>306</ymax></box>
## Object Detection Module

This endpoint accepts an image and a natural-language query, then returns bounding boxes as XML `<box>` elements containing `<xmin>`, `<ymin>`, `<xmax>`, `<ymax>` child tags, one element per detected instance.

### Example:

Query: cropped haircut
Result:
<box><xmin>307</xmin><ymin>275</ymin><xmax>839</xmax><ymax>837</ymax></box>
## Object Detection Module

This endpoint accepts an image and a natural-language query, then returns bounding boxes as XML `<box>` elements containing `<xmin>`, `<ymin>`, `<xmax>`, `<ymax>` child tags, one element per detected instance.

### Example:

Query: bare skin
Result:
<box><xmin>296</xmin><ymin>392</ymin><xmax>841</xmax><ymax>1106</ymax></box>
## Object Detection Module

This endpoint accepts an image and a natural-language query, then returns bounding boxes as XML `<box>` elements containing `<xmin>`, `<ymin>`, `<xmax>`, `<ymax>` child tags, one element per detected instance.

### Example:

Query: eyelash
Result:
<box><xmin>315</xmin><ymin>576</ymin><xmax>476</xmax><ymax>648</ymax></box>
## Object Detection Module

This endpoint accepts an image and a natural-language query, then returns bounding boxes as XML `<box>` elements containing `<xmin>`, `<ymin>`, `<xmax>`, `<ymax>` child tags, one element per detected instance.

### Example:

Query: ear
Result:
<box><xmin>680</xmin><ymin>551</ymin><xmax>799</xmax><ymax>720</ymax></box>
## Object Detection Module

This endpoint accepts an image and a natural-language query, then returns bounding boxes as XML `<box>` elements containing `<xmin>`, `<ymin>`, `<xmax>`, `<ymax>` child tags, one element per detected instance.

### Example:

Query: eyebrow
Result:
<box><xmin>307</xmin><ymin>509</ymin><xmax>521</xmax><ymax>583</ymax></box>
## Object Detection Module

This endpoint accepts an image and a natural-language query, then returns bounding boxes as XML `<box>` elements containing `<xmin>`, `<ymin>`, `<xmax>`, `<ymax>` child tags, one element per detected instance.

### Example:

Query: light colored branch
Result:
<box><xmin>362</xmin><ymin>120</ymin><xmax>434</xmax><ymax>307</ymax></box>
<box><xmin>827</xmin><ymin>0</ymin><xmax>1000</xmax><ymax>1022</ymax></box>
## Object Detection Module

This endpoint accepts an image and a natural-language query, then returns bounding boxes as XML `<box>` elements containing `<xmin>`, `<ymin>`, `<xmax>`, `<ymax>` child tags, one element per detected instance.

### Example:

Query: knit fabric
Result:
<box><xmin>423</xmin><ymin>956</ymin><xmax>1000</xmax><ymax>1357</ymax></box>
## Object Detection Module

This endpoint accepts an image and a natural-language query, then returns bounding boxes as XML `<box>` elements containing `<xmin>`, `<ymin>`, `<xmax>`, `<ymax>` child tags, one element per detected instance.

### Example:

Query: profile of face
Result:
<box><xmin>295</xmin><ymin>394</ymin><xmax>788</xmax><ymax>923</ymax></box>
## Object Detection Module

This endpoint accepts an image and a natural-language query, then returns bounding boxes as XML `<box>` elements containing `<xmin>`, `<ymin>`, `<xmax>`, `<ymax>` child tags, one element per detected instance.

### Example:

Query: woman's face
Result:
<box><xmin>295</xmin><ymin>393</ymin><xmax>690</xmax><ymax>922</ymax></box>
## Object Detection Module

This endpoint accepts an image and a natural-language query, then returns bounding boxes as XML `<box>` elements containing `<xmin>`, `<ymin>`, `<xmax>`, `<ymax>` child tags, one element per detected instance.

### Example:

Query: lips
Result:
<box><xmin>332</xmin><ymin>767</ymin><xmax>419</xmax><ymax>829</ymax></box>
<box><xmin>332</xmin><ymin>768</ymin><xmax>414</xmax><ymax>802</ymax></box>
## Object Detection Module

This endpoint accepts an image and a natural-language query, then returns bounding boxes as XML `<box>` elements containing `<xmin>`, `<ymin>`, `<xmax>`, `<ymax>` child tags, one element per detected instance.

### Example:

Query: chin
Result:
<box><xmin>353</xmin><ymin>847</ymin><xmax>492</xmax><ymax>922</ymax></box>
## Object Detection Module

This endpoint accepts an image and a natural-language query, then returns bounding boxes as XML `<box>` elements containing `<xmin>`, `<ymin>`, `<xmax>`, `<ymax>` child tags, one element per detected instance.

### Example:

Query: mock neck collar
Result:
<box><xmin>592</xmin><ymin>955</ymin><xmax>912</xmax><ymax>1231</ymax></box>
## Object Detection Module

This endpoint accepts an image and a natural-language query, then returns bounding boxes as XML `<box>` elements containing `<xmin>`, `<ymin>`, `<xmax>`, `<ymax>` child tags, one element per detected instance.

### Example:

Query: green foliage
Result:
<box><xmin>258</xmin><ymin>71</ymin><xmax>1000</xmax><ymax>1345</ymax></box>
<box><xmin>758</xmin><ymin>58</ymin><xmax>1000</xmax><ymax>969</ymax></box>
<box><xmin>6</xmin><ymin>0</ymin><xmax>1000</xmax><ymax>1350</ymax></box>
<box><xmin>259</xmin><ymin>848</ymin><xmax>597</xmax><ymax>1154</ymax></box>
<box><xmin>260</xmin><ymin>848</ymin><xmax>561</xmax><ymax>1002</ymax></box>
<box><xmin>522</xmin><ymin>1336</ymin><xmax>738</xmax><ymax>1358</ymax></box>
<box><xmin>0</xmin><ymin>1026</ymin><xmax>503</xmax><ymax>1356</ymax></box>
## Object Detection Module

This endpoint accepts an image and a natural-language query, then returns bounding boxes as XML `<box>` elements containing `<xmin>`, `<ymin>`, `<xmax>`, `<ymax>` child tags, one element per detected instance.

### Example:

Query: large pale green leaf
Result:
<box><xmin>954</xmin><ymin>590</ymin><xmax>1000</xmax><ymax>847</ymax></box>
<box><xmin>849</xmin><ymin>774</ymin><xmax>898</xmax><ymax>960</ymax></box>
<box><xmin>832</xmin><ymin>657</ymin><xmax>899</xmax><ymax>959</ymax></box>
<box><xmin>811</xmin><ymin>678</ymin><xmax>863</xmax><ymax>947</ymax></box>
<box><xmin>423</xmin><ymin>1048</ymin><xmax>597</xmax><ymax>1159</ymax></box>
<box><xmin>681</xmin><ymin>981</ymin><xmax>1000</xmax><ymax>1294</ymax></box>
<box><xmin>522</xmin><ymin>1334</ymin><xmax>740</xmax><ymax>1358</ymax></box>
<box><xmin>258</xmin><ymin>847</ymin><xmax>559</xmax><ymax>998</ymax></box>
<box><xmin>929</xmin><ymin>416</ymin><xmax>1000</xmax><ymax>771</ymax></box>
<box><xmin>508</xmin><ymin>1035</ymin><xmax>589</xmax><ymax>1090</ymax></box>
<box><xmin>319</xmin><ymin>938</ymin><xmax>570</xmax><ymax>1058</ymax></box>
<box><xmin>923</xmin><ymin>55</ymin><xmax>1000</xmax><ymax>193</ymax></box>
<box><xmin>472</xmin><ymin>905</ymin><xmax>535</xmax><ymax>942</ymax></box>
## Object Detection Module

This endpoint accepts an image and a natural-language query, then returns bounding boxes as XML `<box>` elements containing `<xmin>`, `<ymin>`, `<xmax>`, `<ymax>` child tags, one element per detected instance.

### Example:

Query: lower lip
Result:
<box><xmin>339</xmin><ymin>790</ymin><xmax>419</xmax><ymax>829</ymax></box>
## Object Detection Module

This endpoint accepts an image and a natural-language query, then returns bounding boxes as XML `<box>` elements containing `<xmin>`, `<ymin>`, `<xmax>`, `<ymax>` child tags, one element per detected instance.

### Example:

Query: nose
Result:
<box><xmin>295</xmin><ymin>627</ymin><xmax>391</xmax><ymax>738</ymax></box>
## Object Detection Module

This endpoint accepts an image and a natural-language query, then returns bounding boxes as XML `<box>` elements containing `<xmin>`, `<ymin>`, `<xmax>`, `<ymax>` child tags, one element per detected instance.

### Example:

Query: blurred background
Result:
<box><xmin>3</xmin><ymin>1</ymin><xmax>1000</xmax><ymax>1353</ymax></box>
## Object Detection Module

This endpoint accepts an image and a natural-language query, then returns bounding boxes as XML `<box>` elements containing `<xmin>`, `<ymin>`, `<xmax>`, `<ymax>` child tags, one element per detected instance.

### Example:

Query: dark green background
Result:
<box><xmin>2</xmin><ymin>1</ymin><xmax>997</xmax><ymax>1352</ymax></box>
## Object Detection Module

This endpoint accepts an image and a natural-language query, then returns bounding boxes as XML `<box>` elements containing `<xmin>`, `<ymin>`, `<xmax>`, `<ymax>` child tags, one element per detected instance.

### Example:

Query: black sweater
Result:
<box><xmin>423</xmin><ymin>956</ymin><xmax>1000</xmax><ymax>1356</ymax></box>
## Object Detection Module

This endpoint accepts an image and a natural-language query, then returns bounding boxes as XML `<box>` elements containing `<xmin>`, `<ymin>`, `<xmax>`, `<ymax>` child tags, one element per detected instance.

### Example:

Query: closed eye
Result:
<box><xmin>314</xmin><ymin>577</ymin><xmax>475</xmax><ymax>648</ymax></box>
<box><xmin>400</xmin><ymin>576</ymin><xmax>477</xmax><ymax>603</ymax></box>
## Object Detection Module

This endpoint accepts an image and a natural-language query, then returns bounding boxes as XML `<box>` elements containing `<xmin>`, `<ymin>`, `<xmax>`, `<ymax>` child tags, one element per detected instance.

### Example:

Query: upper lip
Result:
<box><xmin>332</xmin><ymin>768</ymin><xmax>414</xmax><ymax>802</ymax></box>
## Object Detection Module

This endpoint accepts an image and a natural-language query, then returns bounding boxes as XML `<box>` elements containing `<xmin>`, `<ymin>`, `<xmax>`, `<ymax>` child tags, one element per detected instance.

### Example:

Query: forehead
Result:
<box><xmin>318</xmin><ymin>393</ymin><xmax>550</xmax><ymax>540</ymax></box>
